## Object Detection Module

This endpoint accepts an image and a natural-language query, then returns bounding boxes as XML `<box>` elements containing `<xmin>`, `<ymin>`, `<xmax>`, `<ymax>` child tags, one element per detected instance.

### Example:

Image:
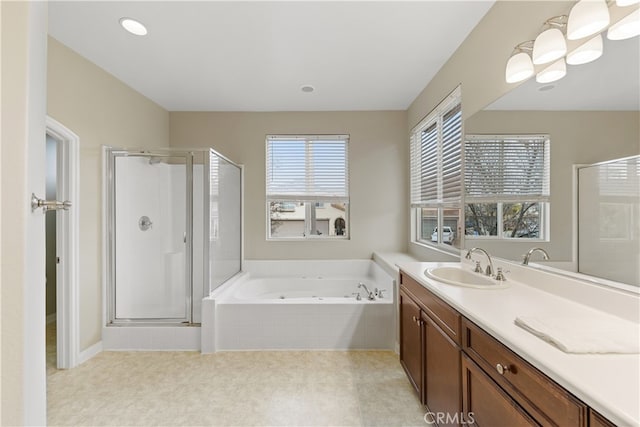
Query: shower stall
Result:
<box><xmin>104</xmin><ymin>148</ymin><xmax>242</xmax><ymax>327</ymax></box>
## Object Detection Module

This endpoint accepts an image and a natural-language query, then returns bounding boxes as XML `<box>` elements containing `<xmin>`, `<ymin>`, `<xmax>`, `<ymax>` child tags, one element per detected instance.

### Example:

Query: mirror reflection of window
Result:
<box><xmin>464</xmin><ymin>134</ymin><xmax>550</xmax><ymax>241</ymax></box>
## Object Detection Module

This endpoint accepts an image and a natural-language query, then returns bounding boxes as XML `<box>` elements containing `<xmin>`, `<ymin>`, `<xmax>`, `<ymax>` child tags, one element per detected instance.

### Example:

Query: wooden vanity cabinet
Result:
<box><xmin>398</xmin><ymin>269</ymin><xmax>613</xmax><ymax>427</ymax></box>
<box><xmin>399</xmin><ymin>273</ymin><xmax>462</xmax><ymax>426</ymax></box>
<box><xmin>399</xmin><ymin>288</ymin><xmax>423</xmax><ymax>398</ymax></box>
<box><xmin>462</xmin><ymin>318</ymin><xmax>588</xmax><ymax>427</ymax></box>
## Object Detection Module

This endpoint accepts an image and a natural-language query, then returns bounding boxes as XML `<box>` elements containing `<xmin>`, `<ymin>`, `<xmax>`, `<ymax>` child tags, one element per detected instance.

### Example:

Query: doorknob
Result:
<box><xmin>31</xmin><ymin>193</ymin><xmax>71</xmax><ymax>213</ymax></box>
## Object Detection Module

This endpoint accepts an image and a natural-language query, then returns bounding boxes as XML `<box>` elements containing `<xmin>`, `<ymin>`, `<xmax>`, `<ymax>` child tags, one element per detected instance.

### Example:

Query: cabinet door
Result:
<box><xmin>462</xmin><ymin>354</ymin><xmax>539</xmax><ymax>427</ymax></box>
<box><xmin>424</xmin><ymin>313</ymin><xmax>461</xmax><ymax>427</ymax></box>
<box><xmin>589</xmin><ymin>410</ymin><xmax>616</xmax><ymax>427</ymax></box>
<box><xmin>400</xmin><ymin>288</ymin><xmax>423</xmax><ymax>399</ymax></box>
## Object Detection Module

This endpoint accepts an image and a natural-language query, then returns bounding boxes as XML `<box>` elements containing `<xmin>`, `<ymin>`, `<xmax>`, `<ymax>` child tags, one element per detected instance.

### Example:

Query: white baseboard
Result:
<box><xmin>46</xmin><ymin>313</ymin><xmax>56</xmax><ymax>324</ymax></box>
<box><xmin>78</xmin><ymin>341</ymin><xmax>102</xmax><ymax>365</ymax></box>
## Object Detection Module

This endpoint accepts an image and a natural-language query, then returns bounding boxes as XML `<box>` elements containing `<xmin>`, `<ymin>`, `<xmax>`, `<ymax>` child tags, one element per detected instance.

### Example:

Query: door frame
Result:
<box><xmin>46</xmin><ymin>116</ymin><xmax>80</xmax><ymax>369</ymax></box>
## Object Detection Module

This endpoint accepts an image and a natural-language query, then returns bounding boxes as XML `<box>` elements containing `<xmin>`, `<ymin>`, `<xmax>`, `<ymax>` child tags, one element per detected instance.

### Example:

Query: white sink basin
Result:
<box><xmin>425</xmin><ymin>266</ymin><xmax>509</xmax><ymax>289</ymax></box>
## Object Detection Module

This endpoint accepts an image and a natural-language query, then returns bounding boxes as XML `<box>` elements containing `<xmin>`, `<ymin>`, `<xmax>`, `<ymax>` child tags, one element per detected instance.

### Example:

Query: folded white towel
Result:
<box><xmin>515</xmin><ymin>315</ymin><xmax>640</xmax><ymax>354</ymax></box>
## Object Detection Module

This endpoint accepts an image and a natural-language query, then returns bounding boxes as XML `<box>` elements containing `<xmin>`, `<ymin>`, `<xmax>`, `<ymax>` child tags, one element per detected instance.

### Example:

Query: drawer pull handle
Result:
<box><xmin>496</xmin><ymin>363</ymin><xmax>510</xmax><ymax>375</ymax></box>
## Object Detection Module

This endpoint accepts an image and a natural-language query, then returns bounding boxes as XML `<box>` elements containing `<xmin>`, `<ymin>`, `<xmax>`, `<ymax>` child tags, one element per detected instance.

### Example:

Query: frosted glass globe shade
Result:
<box><xmin>566</xmin><ymin>34</ymin><xmax>603</xmax><ymax>65</ymax></box>
<box><xmin>536</xmin><ymin>58</ymin><xmax>567</xmax><ymax>83</ymax></box>
<box><xmin>506</xmin><ymin>52</ymin><xmax>534</xmax><ymax>83</ymax></box>
<box><xmin>567</xmin><ymin>0</ymin><xmax>610</xmax><ymax>40</ymax></box>
<box><xmin>607</xmin><ymin>9</ymin><xmax>640</xmax><ymax>40</ymax></box>
<box><xmin>533</xmin><ymin>28</ymin><xmax>567</xmax><ymax>65</ymax></box>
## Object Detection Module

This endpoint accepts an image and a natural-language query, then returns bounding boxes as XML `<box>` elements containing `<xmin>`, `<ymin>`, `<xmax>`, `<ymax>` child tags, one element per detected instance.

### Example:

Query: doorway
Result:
<box><xmin>45</xmin><ymin>117</ymin><xmax>80</xmax><ymax>369</ymax></box>
<box><xmin>45</xmin><ymin>134</ymin><xmax>58</xmax><ymax>373</ymax></box>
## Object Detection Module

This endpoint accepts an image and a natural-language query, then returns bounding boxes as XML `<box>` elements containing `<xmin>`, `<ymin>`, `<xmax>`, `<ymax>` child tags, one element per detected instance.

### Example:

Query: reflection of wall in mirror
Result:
<box><xmin>464</xmin><ymin>110</ymin><xmax>639</xmax><ymax>270</ymax></box>
<box><xmin>578</xmin><ymin>157</ymin><xmax>640</xmax><ymax>286</ymax></box>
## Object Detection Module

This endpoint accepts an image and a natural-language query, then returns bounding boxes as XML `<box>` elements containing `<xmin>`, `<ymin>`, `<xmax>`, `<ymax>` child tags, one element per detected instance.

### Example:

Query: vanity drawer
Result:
<box><xmin>462</xmin><ymin>318</ymin><xmax>587</xmax><ymax>427</ymax></box>
<box><xmin>400</xmin><ymin>273</ymin><xmax>461</xmax><ymax>344</ymax></box>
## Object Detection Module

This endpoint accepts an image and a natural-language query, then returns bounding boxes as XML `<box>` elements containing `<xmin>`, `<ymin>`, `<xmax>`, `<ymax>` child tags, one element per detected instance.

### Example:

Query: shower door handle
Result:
<box><xmin>31</xmin><ymin>193</ymin><xmax>71</xmax><ymax>213</ymax></box>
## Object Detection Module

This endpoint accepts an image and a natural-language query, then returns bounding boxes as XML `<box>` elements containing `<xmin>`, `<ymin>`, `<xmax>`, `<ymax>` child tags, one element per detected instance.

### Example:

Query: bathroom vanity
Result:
<box><xmin>398</xmin><ymin>262</ymin><xmax>639</xmax><ymax>427</ymax></box>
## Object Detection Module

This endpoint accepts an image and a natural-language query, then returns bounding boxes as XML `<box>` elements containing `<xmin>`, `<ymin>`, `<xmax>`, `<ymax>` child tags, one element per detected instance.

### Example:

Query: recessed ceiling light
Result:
<box><xmin>301</xmin><ymin>85</ymin><xmax>315</xmax><ymax>93</ymax></box>
<box><xmin>119</xmin><ymin>17</ymin><xmax>147</xmax><ymax>36</ymax></box>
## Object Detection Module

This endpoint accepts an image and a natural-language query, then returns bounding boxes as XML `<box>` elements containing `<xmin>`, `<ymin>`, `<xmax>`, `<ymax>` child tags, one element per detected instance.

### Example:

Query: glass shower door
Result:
<box><xmin>111</xmin><ymin>153</ymin><xmax>192</xmax><ymax>322</ymax></box>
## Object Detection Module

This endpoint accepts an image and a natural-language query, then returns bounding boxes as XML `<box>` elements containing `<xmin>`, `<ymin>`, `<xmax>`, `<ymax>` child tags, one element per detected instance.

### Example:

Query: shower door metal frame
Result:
<box><xmin>105</xmin><ymin>148</ymin><xmax>194</xmax><ymax>325</ymax></box>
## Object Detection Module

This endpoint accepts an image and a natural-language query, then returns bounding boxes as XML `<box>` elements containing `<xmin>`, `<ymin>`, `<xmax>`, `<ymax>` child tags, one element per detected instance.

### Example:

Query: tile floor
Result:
<box><xmin>46</xmin><ymin>324</ymin><xmax>427</xmax><ymax>426</ymax></box>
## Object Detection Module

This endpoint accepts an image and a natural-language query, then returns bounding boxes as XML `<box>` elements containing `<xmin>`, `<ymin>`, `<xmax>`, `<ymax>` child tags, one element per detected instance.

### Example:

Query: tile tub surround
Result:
<box><xmin>47</xmin><ymin>351</ymin><xmax>426</xmax><ymax>426</ymax></box>
<box><xmin>398</xmin><ymin>261</ymin><xmax>640</xmax><ymax>427</ymax></box>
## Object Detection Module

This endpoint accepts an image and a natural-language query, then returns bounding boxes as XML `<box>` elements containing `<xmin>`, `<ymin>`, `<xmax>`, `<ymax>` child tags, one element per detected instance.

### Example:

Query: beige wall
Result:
<box><xmin>1</xmin><ymin>3</ymin><xmax>30</xmax><ymax>423</ymax></box>
<box><xmin>47</xmin><ymin>37</ymin><xmax>170</xmax><ymax>351</ymax></box>
<box><xmin>2</xmin><ymin>1</ymin><xmax>49</xmax><ymax>423</ymax></box>
<box><xmin>407</xmin><ymin>1</ymin><xmax>573</xmax><ymax>128</ymax></box>
<box><xmin>405</xmin><ymin>1</ymin><xmax>605</xmax><ymax>261</ymax></box>
<box><xmin>170</xmin><ymin>111</ymin><xmax>408</xmax><ymax>260</ymax></box>
<box><xmin>465</xmin><ymin>110</ymin><xmax>640</xmax><ymax>261</ymax></box>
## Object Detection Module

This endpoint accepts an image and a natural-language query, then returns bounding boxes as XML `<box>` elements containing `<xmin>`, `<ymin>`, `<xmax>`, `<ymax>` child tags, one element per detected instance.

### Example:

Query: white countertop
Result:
<box><xmin>397</xmin><ymin>261</ymin><xmax>640</xmax><ymax>427</ymax></box>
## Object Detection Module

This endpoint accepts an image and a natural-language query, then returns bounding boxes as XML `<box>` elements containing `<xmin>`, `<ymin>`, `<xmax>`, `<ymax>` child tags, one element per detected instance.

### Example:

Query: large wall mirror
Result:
<box><xmin>463</xmin><ymin>35</ymin><xmax>639</xmax><ymax>288</ymax></box>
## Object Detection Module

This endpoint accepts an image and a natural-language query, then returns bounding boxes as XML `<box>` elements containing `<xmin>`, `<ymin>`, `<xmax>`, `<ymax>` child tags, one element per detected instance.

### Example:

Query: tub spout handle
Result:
<box><xmin>352</xmin><ymin>292</ymin><xmax>362</xmax><ymax>301</ymax></box>
<box><xmin>376</xmin><ymin>289</ymin><xmax>387</xmax><ymax>299</ymax></box>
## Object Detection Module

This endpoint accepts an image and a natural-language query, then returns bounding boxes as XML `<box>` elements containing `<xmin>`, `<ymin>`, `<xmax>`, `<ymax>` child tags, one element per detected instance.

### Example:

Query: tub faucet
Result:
<box><xmin>358</xmin><ymin>282</ymin><xmax>375</xmax><ymax>300</ymax></box>
<box><xmin>522</xmin><ymin>247</ymin><xmax>550</xmax><ymax>265</ymax></box>
<box><xmin>465</xmin><ymin>247</ymin><xmax>495</xmax><ymax>277</ymax></box>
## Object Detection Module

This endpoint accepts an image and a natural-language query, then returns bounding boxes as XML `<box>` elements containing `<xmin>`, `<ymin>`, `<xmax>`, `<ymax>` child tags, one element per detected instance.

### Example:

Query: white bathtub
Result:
<box><xmin>201</xmin><ymin>260</ymin><xmax>396</xmax><ymax>352</ymax></box>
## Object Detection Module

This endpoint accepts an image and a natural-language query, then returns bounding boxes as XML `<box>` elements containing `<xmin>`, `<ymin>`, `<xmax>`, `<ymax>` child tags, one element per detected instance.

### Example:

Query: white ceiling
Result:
<box><xmin>48</xmin><ymin>1</ymin><xmax>495</xmax><ymax>112</ymax></box>
<box><xmin>487</xmin><ymin>36</ymin><xmax>640</xmax><ymax>111</ymax></box>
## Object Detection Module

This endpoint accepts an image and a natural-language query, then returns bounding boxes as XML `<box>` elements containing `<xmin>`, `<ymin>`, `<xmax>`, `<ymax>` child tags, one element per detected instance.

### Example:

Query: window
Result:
<box><xmin>410</xmin><ymin>86</ymin><xmax>463</xmax><ymax>248</ymax></box>
<box><xmin>464</xmin><ymin>134</ymin><xmax>550</xmax><ymax>240</ymax></box>
<box><xmin>266</xmin><ymin>135</ymin><xmax>349</xmax><ymax>239</ymax></box>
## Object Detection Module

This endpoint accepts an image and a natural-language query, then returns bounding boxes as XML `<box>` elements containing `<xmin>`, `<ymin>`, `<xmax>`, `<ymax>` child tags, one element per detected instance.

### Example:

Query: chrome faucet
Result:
<box><xmin>522</xmin><ymin>247</ymin><xmax>550</xmax><ymax>265</ymax></box>
<box><xmin>465</xmin><ymin>247</ymin><xmax>495</xmax><ymax>277</ymax></box>
<box><xmin>358</xmin><ymin>282</ymin><xmax>375</xmax><ymax>300</ymax></box>
<box><xmin>374</xmin><ymin>288</ymin><xmax>387</xmax><ymax>299</ymax></box>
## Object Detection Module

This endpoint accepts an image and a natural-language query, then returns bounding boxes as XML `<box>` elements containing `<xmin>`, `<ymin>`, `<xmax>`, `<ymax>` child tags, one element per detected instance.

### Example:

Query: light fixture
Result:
<box><xmin>566</xmin><ymin>33</ymin><xmax>603</xmax><ymax>64</ymax></box>
<box><xmin>506</xmin><ymin>52</ymin><xmax>534</xmax><ymax>83</ymax></box>
<box><xmin>616</xmin><ymin>0</ymin><xmax>639</xmax><ymax>6</ymax></box>
<box><xmin>607</xmin><ymin>8</ymin><xmax>640</xmax><ymax>40</ymax></box>
<box><xmin>300</xmin><ymin>85</ymin><xmax>315</xmax><ymax>93</ymax></box>
<box><xmin>536</xmin><ymin>58</ymin><xmax>567</xmax><ymax>83</ymax></box>
<box><xmin>567</xmin><ymin>0</ymin><xmax>610</xmax><ymax>40</ymax></box>
<box><xmin>119</xmin><ymin>17</ymin><xmax>148</xmax><ymax>36</ymax></box>
<box><xmin>505</xmin><ymin>41</ymin><xmax>535</xmax><ymax>83</ymax></box>
<box><xmin>533</xmin><ymin>29</ymin><xmax>567</xmax><ymax>64</ymax></box>
<box><xmin>505</xmin><ymin>0</ymin><xmax>638</xmax><ymax>84</ymax></box>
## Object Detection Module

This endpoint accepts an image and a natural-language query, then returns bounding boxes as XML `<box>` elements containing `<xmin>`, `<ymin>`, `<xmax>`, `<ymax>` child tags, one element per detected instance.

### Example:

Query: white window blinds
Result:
<box><xmin>464</xmin><ymin>134</ymin><xmax>550</xmax><ymax>203</ymax></box>
<box><xmin>410</xmin><ymin>86</ymin><xmax>462</xmax><ymax>207</ymax></box>
<box><xmin>266</xmin><ymin>135</ymin><xmax>349</xmax><ymax>202</ymax></box>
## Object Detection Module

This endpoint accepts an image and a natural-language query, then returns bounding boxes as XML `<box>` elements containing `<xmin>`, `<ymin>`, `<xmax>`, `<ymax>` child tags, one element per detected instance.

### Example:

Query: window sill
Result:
<box><xmin>266</xmin><ymin>237</ymin><xmax>350</xmax><ymax>242</ymax></box>
<box><xmin>464</xmin><ymin>237</ymin><xmax>549</xmax><ymax>243</ymax></box>
<box><xmin>411</xmin><ymin>240</ymin><xmax>461</xmax><ymax>256</ymax></box>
